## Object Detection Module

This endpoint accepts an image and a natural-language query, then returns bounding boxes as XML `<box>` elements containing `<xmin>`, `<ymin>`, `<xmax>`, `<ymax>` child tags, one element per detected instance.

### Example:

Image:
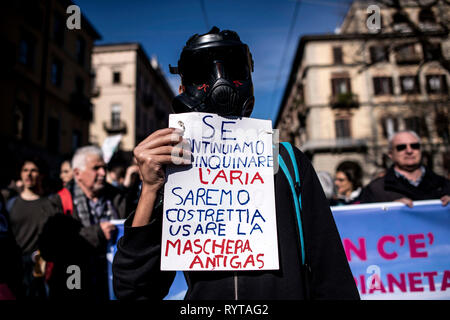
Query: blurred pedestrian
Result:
<box><xmin>0</xmin><ymin>193</ymin><xmax>23</xmax><ymax>300</ymax></box>
<box><xmin>360</xmin><ymin>131</ymin><xmax>450</xmax><ymax>207</ymax></box>
<box><xmin>59</xmin><ymin>159</ymin><xmax>73</xmax><ymax>187</ymax></box>
<box><xmin>6</xmin><ymin>156</ymin><xmax>61</xmax><ymax>299</ymax></box>
<box><xmin>107</xmin><ymin>164</ymin><xmax>125</xmax><ymax>188</ymax></box>
<box><xmin>39</xmin><ymin>146</ymin><xmax>133</xmax><ymax>300</ymax></box>
<box><xmin>332</xmin><ymin>161</ymin><xmax>363</xmax><ymax>205</ymax></box>
<box><xmin>123</xmin><ymin>162</ymin><xmax>140</xmax><ymax>189</ymax></box>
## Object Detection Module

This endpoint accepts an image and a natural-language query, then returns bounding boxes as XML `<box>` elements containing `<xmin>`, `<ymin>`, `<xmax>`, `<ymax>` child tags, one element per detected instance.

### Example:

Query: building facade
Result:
<box><xmin>276</xmin><ymin>0</ymin><xmax>450</xmax><ymax>182</ymax></box>
<box><xmin>0</xmin><ymin>0</ymin><xmax>101</xmax><ymax>182</ymax></box>
<box><xmin>90</xmin><ymin>43</ymin><xmax>174</xmax><ymax>152</ymax></box>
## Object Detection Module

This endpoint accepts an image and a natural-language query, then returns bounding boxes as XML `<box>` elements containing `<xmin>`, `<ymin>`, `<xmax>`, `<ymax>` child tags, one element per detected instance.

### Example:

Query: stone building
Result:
<box><xmin>90</xmin><ymin>43</ymin><xmax>174</xmax><ymax>152</ymax></box>
<box><xmin>0</xmin><ymin>0</ymin><xmax>101</xmax><ymax>181</ymax></box>
<box><xmin>276</xmin><ymin>0</ymin><xmax>450</xmax><ymax>182</ymax></box>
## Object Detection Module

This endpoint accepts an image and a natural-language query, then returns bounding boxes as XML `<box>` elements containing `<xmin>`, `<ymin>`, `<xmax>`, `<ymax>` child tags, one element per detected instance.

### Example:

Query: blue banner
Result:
<box><xmin>333</xmin><ymin>200</ymin><xmax>450</xmax><ymax>300</ymax></box>
<box><xmin>107</xmin><ymin>200</ymin><xmax>450</xmax><ymax>300</ymax></box>
<box><xmin>107</xmin><ymin>220</ymin><xmax>125</xmax><ymax>300</ymax></box>
<box><xmin>106</xmin><ymin>220</ymin><xmax>187</xmax><ymax>300</ymax></box>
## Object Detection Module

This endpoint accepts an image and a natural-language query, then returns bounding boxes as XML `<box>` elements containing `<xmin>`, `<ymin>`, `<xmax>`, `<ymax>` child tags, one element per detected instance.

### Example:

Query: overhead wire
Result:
<box><xmin>269</xmin><ymin>0</ymin><xmax>302</xmax><ymax>115</ymax></box>
<box><xmin>199</xmin><ymin>0</ymin><xmax>210</xmax><ymax>31</ymax></box>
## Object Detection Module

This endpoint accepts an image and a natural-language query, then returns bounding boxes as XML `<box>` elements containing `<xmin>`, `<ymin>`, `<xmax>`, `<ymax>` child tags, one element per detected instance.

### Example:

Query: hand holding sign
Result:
<box><xmin>132</xmin><ymin>127</ymin><xmax>191</xmax><ymax>227</ymax></box>
<box><xmin>161</xmin><ymin>112</ymin><xmax>279</xmax><ymax>271</ymax></box>
<box><xmin>133</xmin><ymin>127</ymin><xmax>191</xmax><ymax>192</ymax></box>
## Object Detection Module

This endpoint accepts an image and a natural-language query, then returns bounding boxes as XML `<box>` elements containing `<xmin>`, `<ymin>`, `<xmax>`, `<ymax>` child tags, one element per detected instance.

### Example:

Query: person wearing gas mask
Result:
<box><xmin>112</xmin><ymin>27</ymin><xmax>359</xmax><ymax>300</ymax></box>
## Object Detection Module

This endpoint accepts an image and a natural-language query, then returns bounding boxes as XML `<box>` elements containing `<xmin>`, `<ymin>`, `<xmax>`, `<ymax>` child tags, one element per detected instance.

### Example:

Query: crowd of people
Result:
<box><xmin>0</xmin><ymin>146</ymin><xmax>140</xmax><ymax>300</ymax></box>
<box><xmin>319</xmin><ymin>131</ymin><xmax>450</xmax><ymax>207</ymax></box>
<box><xmin>0</xmin><ymin>129</ymin><xmax>449</xmax><ymax>300</ymax></box>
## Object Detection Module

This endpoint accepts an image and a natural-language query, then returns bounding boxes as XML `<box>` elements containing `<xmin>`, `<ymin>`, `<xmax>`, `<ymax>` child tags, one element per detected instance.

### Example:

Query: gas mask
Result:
<box><xmin>170</xmin><ymin>27</ymin><xmax>255</xmax><ymax>117</ymax></box>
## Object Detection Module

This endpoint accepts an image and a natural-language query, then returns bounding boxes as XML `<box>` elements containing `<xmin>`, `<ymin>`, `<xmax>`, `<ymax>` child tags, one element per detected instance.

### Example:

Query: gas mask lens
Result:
<box><xmin>182</xmin><ymin>52</ymin><xmax>213</xmax><ymax>85</ymax></box>
<box><xmin>181</xmin><ymin>46</ymin><xmax>250</xmax><ymax>85</ymax></box>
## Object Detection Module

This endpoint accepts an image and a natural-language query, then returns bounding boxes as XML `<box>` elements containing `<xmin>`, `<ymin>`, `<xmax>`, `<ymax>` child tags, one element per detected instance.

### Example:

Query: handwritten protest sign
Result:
<box><xmin>161</xmin><ymin>112</ymin><xmax>279</xmax><ymax>271</ymax></box>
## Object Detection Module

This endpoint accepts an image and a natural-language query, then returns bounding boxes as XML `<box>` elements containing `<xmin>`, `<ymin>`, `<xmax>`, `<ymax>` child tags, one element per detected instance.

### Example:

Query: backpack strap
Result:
<box><xmin>57</xmin><ymin>188</ymin><xmax>73</xmax><ymax>216</ymax></box>
<box><xmin>278</xmin><ymin>142</ymin><xmax>305</xmax><ymax>265</ymax></box>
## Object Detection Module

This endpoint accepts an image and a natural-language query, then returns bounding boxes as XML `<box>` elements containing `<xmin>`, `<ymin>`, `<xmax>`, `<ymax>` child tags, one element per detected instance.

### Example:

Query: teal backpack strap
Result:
<box><xmin>281</xmin><ymin>142</ymin><xmax>302</xmax><ymax>210</ymax></box>
<box><xmin>278</xmin><ymin>142</ymin><xmax>305</xmax><ymax>265</ymax></box>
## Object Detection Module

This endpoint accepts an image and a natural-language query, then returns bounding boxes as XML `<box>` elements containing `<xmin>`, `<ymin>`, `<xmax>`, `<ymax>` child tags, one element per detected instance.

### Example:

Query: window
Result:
<box><xmin>111</xmin><ymin>104</ymin><xmax>121</xmax><ymax>127</ymax></box>
<box><xmin>373</xmin><ymin>77</ymin><xmax>393</xmax><ymax>95</ymax></box>
<box><xmin>369</xmin><ymin>46</ymin><xmax>388</xmax><ymax>63</ymax></box>
<box><xmin>18</xmin><ymin>32</ymin><xmax>35</xmax><ymax>68</ymax></box>
<box><xmin>423</xmin><ymin>43</ymin><xmax>442</xmax><ymax>61</ymax></box>
<box><xmin>332</xmin><ymin>47</ymin><xmax>343</xmax><ymax>64</ymax></box>
<box><xmin>418</xmin><ymin>8</ymin><xmax>436</xmax><ymax>24</ymax></box>
<box><xmin>53</xmin><ymin>12</ymin><xmax>65</xmax><ymax>47</ymax></box>
<box><xmin>331</xmin><ymin>77</ymin><xmax>351</xmax><ymax>96</ymax></box>
<box><xmin>76</xmin><ymin>36</ymin><xmax>86</xmax><ymax>66</ymax></box>
<box><xmin>113</xmin><ymin>71</ymin><xmax>121</xmax><ymax>84</ymax></box>
<box><xmin>400</xmin><ymin>76</ymin><xmax>420</xmax><ymax>94</ymax></box>
<box><xmin>51</xmin><ymin>58</ymin><xmax>63</xmax><ymax>87</ymax></box>
<box><xmin>426</xmin><ymin>75</ymin><xmax>448</xmax><ymax>94</ymax></box>
<box><xmin>404</xmin><ymin>116</ymin><xmax>428</xmax><ymax>137</ymax></box>
<box><xmin>381</xmin><ymin>117</ymin><xmax>399</xmax><ymax>138</ymax></box>
<box><xmin>335</xmin><ymin>118</ymin><xmax>351</xmax><ymax>138</ymax></box>
<box><xmin>395</xmin><ymin>43</ymin><xmax>420</xmax><ymax>64</ymax></box>
<box><xmin>435</xmin><ymin>112</ymin><xmax>449</xmax><ymax>142</ymax></box>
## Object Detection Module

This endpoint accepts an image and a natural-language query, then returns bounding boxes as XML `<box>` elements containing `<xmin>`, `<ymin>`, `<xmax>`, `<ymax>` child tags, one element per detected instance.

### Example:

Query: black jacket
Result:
<box><xmin>112</xmin><ymin>145</ymin><xmax>359</xmax><ymax>300</ymax></box>
<box><xmin>360</xmin><ymin>166</ymin><xmax>450</xmax><ymax>203</ymax></box>
<box><xmin>39</xmin><ymin>181</ymin><xmax>134</xmax><ymax>299</ymax></box>
<box><xmin>64</xmin><ymin>180</ymin><xmax>132</xmax><ymax>250</ymax></box>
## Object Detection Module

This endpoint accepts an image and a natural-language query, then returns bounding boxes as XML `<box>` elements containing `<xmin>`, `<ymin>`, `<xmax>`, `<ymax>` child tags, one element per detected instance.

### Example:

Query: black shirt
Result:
<box><xmin>9</xmin><ymin>196</ymin><xmax>61</xmax><ymax>255</ymax></box>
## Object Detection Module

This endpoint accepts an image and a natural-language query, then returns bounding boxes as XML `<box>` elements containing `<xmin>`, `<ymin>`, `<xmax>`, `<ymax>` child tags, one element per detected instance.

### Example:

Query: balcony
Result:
<box><xmin>330</xmin><ymin>93</ymin><xmax>359</xmax><ymax>109</ymax></box>
<box><xmin>395</xmin><ymin>52</ymin><xmax>421</xmax><ymax>65</ymax></box>
<box><xmin>103</xmin><ymin>120</ymin><xmax>127</xmax><ymax>134</ymax></box>
<box><xmin>69</xmin><ymin>92</ymin><xmax>93</xmax><ymax>121</ymax></box>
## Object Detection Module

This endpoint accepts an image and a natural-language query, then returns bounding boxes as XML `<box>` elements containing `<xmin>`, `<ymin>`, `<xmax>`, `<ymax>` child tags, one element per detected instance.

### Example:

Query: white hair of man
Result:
<box><xmin>388</xmin><ymin>130</ymin><xmax>421</xmax><ymax>151</ymax></box>
<box><xmin>72</xmin><ymin>145</ymin><xmax>104</xmax><ymax>170</ymax></box>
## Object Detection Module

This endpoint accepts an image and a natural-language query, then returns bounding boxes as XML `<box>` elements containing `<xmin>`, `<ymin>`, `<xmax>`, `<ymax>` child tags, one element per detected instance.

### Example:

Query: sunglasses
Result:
<box><xmin>394</xmin><ymin>143</ymin><xmax>421</xmax><ymax>152</ymax></box>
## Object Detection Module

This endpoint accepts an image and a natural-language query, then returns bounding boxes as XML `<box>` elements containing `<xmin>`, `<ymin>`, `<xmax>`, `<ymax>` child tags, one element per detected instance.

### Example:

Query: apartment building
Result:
<box><xmin>90</xmin><ymin>43</ymin><xmax>174</xmax><ymax>152</ymax></box>
<box><xmin>0</xmin><ymin>0</ymin><xmax>101</xmax><ymax>179</ymax></box>
<box><xmin>276</xmin><ymin>0</ymin><xmax>450</xmax><ymax>181</ymax></box>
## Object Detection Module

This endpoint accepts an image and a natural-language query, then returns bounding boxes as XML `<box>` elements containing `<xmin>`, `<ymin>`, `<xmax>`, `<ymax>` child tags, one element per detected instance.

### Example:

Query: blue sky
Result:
<box><xmin>75</xmin><ymin>0</ymin><xmax>351</xmax><ymax>123</ymax></box>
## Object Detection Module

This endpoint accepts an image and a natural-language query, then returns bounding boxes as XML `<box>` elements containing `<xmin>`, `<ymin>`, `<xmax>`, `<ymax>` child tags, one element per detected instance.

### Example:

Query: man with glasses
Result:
<box><xmin>360</xmin><ymin>131</ymin><xmax>450</xmax><ymax>206</ymax></box>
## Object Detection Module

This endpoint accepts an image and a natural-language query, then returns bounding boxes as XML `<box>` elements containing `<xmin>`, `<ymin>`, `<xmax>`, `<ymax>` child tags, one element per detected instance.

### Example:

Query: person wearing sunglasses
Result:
<box><xmin>360</xmin><ymin>130</ymin><xmax>450</xmax><ymax>207</ymax></box>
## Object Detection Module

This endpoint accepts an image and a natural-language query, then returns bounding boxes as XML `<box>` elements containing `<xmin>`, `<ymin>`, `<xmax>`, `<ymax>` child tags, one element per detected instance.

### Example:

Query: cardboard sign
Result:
<box><xmin>161</xmin><ymin>112</ymin><xmax>279</xmax><ymax>271</ymax></box>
